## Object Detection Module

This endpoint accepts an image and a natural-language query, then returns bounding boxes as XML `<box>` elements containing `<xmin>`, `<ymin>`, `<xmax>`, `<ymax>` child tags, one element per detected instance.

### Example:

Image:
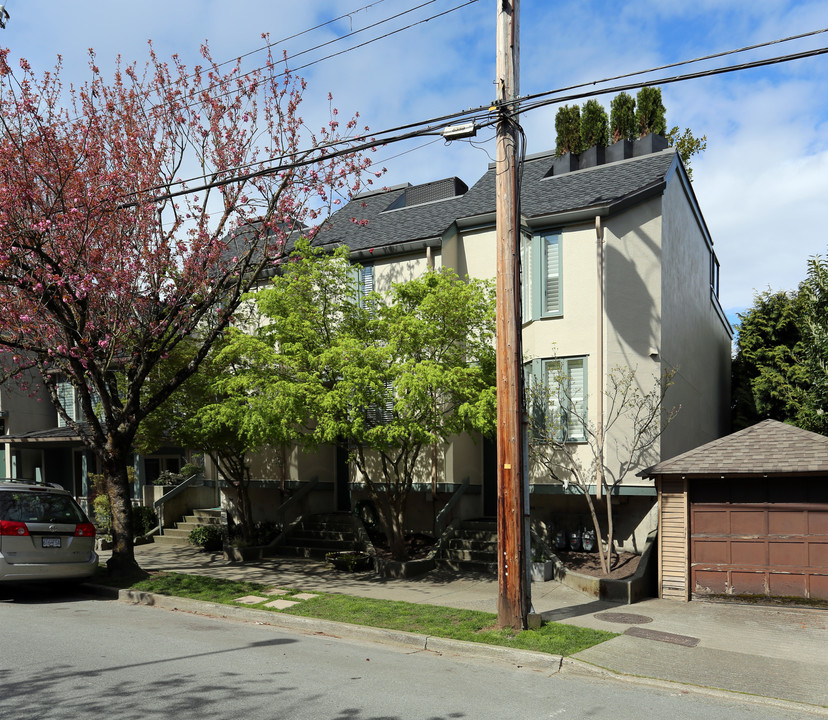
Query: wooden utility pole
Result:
<box><xmin>495</xmin><ymin>0</ymin><xmax>528</xmax><ymax>631</ymax></box>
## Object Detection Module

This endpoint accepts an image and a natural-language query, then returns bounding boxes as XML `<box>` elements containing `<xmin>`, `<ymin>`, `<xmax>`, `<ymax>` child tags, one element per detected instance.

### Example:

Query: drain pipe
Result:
<box><xmin>595</xmin><ymin>216</ymin><xmax>604</xmax><ymax>501</ymax></box>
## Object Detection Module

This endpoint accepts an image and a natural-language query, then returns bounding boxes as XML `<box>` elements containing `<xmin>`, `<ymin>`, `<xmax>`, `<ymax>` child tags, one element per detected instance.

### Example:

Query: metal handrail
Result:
<box><xmin>153</xmin><ymin>474</ymin><xmax>200</xmax><ymax>536</ymax></box>
<box><xmin>276</xmin><ymin>476</ymin><xmax>320</xmax><ymax>530</ymax></box>
<box><xmin>435</xmin><ymin>476</ymin><xmax>470</xmax><ymax>537</ymax></box>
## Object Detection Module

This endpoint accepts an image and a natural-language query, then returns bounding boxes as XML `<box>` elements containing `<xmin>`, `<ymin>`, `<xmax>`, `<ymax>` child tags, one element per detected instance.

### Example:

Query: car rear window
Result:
<box><xmin>0</xmin><ymin>491</ymin><xmax>86</xmax><ymax>524</ymax></box>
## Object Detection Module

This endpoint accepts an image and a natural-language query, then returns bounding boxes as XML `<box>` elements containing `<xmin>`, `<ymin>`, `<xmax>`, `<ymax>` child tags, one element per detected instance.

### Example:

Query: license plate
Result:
<box><xmin>42</xmin><ymin>537</ymin><xmax>61</xmax><ymax>548</ymax></box>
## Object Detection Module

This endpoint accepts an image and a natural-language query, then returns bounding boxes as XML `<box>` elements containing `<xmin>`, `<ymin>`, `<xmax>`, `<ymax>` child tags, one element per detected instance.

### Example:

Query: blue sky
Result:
<box><xmin>5</xmin><ymin>0</ymin><xmax>828</xmax><ymax>325</ymax></box>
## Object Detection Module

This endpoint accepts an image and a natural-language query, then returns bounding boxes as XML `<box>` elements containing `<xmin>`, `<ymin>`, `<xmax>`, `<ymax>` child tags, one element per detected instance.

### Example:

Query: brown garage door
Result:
<box><xmin>690</xmin><ymin>478</ymin><xmax>828</xmax><ymax>600</ymax></box>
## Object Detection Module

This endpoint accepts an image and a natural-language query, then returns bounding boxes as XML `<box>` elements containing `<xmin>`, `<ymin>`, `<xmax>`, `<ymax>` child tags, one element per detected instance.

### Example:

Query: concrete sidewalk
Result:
<box><xmin>106</xmin><ymin>543</ymin><xmax>828</xmax><ymax>712</ymax></box>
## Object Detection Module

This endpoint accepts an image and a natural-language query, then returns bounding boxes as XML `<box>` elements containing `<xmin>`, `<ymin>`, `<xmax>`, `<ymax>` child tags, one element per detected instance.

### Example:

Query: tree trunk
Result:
<box><xmin>374</xmin><ymin>492</ymin><xmax>408</xmax><ymax>561</ymax></box>
<box><xmin>605</xmin><ymin>487</ymin><xmax>616</xmax><ymax>571</ymax></box>
<box><xmin>103</xmin><ymin>446</ymin><xmax>141</xmax><ymax>577</ymax></box>
<box><xmin>237</xmin><ymin>476</ymin><xmax>254</xmax><ymax>544</ymax></box>
<box><xmin>581</xmin><ymin>485</ymin><xmax>609</xmax><ymax>575</ymax></box>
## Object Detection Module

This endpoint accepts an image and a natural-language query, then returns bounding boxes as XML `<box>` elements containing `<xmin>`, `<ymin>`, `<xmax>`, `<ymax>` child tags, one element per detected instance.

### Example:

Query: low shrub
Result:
<box><xmin>188</xmin><ymin>524</ymin><xmax>223</xmax><ymax>551</ymax></box>
<box><xmin>133</xmin><ymin>506</ymin><xmax>158</xmax><ymax>536</ymax></box>
<box><xmin>93</xmin><ymin>494</ymin><xmax>112</xmax><ymax>535</ymax></box>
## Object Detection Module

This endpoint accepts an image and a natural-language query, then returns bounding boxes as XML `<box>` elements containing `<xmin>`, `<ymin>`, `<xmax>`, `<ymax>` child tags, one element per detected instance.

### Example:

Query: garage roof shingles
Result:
<box><xmin>643</xmin><ymin>420</ymin><xmax>828</xmax><ymax>477</ymax></box>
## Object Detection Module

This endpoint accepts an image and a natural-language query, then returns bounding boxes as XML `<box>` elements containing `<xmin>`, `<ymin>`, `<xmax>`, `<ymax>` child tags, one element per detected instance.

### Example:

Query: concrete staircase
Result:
<box><xmin>437</xmin><ymin>518</ymin><xmax>498</xmax><ymax>575</ymax></box>
<box><xmin>154</xmin><ymin>508</ymin><xmax>222</xmax><ymax>547</ymax></box>
<box><xmin>274</xmin><ymin>512</ymin><xmax>361</xmax><ymax>559</ymax></box>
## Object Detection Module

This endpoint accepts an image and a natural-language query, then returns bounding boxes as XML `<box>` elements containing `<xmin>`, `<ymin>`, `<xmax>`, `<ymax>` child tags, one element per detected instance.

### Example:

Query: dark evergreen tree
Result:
<box><xmin>580</xmin><ymin>99</ymin><xmax>609</xmax><ymax>149</ymax></box>
<box><xmin>555</xmin><ymin>104</ymin><xmax>582</xmax><ymax>156</ymax></box>
<box><xmin>610</xmin><ymin>92</ymin><xmax>636</xmax><ymax>143</ymax></box>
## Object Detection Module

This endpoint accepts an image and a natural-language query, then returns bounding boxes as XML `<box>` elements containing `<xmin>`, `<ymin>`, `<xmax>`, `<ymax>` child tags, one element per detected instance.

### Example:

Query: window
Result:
<box><xmin>365</xmin><ymin>379</ymin><xmax>394</xmax><ymax>427</ymax></box>
<box><xmin>710</xmin><ymin>251</ymin><xmax>720</xmax><ymax>298</ymax></box>
<box><xmin>525</xmin><ymin>356</ymin><xmax>587</xmax><ymax>442</ymax></box>
<box><xmin>55</xmin><ymin>380</ymin><xmax>102</xmax><ymax>427</ymax></box>
<box><xmin>56</xmin><ymin>381</ymin><xmax>76</xmax><ymax>427</ymax></box>
<box><xmin>521</xmin><ymin>231</ymin><xmax>562</xmax><ymax>323</ymax></box>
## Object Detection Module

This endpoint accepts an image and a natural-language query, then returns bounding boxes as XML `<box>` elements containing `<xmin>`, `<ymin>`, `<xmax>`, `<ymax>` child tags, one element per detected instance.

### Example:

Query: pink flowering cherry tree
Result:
<box><xmin>0</xmin><ymin>40</ymin><xmax>376</xmax><ymax>575</ymax></box>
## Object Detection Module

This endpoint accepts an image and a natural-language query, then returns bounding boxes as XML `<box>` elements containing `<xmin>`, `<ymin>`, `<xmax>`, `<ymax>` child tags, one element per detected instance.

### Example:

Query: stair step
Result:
<box><xmin>161</xmin><ymin>528</ymin><xmax>193</xmax><ymax>539</ymax></box>
<box><xmin>183</xmin><ymin>515</ymin><xmax>221</xmax><ymax>526</ymax></box>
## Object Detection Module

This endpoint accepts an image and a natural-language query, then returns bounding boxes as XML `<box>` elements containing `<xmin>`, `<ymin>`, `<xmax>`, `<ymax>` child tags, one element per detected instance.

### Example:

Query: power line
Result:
<box><xmin>119</xmin><ymin>37</ymin><xmax>828</xmax><ymax>209</ymax></box>
<box><xmin>208</xmin><ymin>0</ymin><xmax>391</xmax><ymax>74</ymax></box>
<box><xmin>538</xmin><ymin>26</ymin><xmax>828</xmax><ymax>102</ymax></box>
<box><xmin>167</xmin><ymin>0</ymin><xmax>480</xmax><ymax>117</ymax></box>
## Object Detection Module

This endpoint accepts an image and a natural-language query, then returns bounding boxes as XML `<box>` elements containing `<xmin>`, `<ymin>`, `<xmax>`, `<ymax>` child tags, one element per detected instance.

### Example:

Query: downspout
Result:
<box><xmin>595</xmin><ymin>216</ymin><xmax>604</xmax><ymax>501</ymax></box>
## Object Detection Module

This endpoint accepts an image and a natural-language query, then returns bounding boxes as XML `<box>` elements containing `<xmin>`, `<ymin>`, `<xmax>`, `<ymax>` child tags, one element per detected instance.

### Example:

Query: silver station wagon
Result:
<box><xmin>0</xmin><ymin>481</ymin><xmax>98</xmax><ymax>583</ymax></box>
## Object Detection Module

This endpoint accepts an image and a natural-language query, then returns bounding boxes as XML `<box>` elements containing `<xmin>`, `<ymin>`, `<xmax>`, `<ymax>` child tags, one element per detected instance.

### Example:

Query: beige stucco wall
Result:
<box><xmin>1</xmin><ymin>373</ymin><xmax>57</xmax><ymax>435</ymax></box>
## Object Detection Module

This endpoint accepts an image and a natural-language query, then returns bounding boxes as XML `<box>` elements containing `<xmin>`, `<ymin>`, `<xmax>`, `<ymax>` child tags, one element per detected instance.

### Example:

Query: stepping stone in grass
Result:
<box><xmin>234</xmin><ymin>595</ymin><xmax>268</xmax><ymax>605</ymax></box>
<box><xmin>264</xmin><ymin>599</ymin><xmax>299</xmax><ymax>610</ymax></box>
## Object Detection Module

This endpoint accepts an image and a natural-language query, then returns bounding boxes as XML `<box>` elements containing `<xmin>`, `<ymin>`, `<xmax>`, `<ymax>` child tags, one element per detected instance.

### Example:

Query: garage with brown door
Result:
<box><xmin>643</xmin><ymin>420</ymin><xmax>828</xmax><ymax>601</ymax></box>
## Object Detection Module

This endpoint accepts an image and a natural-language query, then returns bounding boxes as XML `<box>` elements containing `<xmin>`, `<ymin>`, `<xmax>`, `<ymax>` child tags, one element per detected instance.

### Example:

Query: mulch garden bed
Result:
<box><xmin>369</xmin><ymin>532</ymin><xmax>436</xmax><ymax>561</ymax></box>
<box><xmin>554</xmin><ymin>549</ymin><xmax>641</xmax><ymax>580</ymax></box>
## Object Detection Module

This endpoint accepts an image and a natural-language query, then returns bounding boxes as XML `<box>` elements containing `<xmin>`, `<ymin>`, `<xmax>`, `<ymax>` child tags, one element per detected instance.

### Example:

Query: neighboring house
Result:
<box><xmin>237</xmin><ymin>135</ymin><xmax>732</xmax><ymax>551</ymax></box>
<box><xmin>0</xmin><ymin>374</ymin><xmax>186</xmax><ymax>510</ymax></box>
<box><xmin>645</xmin><ymin>419</ymin><xmax>828</xmax><ymax>601</ymax></box>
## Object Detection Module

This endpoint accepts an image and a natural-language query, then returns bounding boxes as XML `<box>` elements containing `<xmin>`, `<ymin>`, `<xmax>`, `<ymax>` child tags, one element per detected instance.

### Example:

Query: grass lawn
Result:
<box><xmin>99</xmin><ymin>570</ymin><xmax>616</xmax><ymax>657</ymax></box>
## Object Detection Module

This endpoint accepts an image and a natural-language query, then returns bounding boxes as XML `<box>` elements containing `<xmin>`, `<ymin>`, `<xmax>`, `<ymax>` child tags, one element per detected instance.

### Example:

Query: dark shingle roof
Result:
<box><xmin>316</xmin><ymin>148</ymin><xmax>679</xmax><ymax>253</ymax></box>
<box><xmin>0</xmin><ymin>426</ymin><xmax>86</xmax><ymax>443</ymax></box>
<box><xmin>641</xmin><ymin>420</ymin><xmax>828</xmax><ymax>477</ymax></box>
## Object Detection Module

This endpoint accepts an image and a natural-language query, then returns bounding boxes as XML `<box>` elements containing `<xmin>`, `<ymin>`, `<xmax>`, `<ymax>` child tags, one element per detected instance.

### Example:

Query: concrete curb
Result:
<box><xmin>560</xmin><ymin>657</ymin><xmax>828</xmax><ymax>717</ymax></box>
<box><xmin>101</xmin><ymin>585</ymin><xmax>563</xmax><ymax>673</ymax></box>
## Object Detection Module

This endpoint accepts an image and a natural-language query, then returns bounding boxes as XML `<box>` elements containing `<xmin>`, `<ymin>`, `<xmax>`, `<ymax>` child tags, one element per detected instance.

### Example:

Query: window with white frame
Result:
<box><xmin>525</xmin><ymin>356</ymin><xmax>587</xmax><ymax>442</ymax></box>
<box><xmin>521</xmin><ymin>231</ymin><xmax>562</xmax><ymax>323</ymax></box>
<box><xmin>55</xmin><ymin>380</ymin><xmax>102</xmax><ymax>427</ymax></box>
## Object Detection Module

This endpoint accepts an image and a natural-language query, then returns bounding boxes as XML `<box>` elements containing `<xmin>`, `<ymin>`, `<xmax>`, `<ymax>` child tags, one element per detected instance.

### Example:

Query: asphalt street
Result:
<box><xmin>0</xmin><ymin>586</ymin><xmax>822</xmax><ymax>720</ymax></box>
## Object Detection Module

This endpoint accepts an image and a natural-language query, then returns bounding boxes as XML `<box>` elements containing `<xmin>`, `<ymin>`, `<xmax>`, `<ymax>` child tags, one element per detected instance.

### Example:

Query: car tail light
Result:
<box><xmin>0</xmin><ymin>520</ymin><xmax>30</xmax><ymax>536</ymax></box>
<box><xmin>74</xmin><ymin>523</ymin><xmax>96</xmax><ymax>538</ymax></box>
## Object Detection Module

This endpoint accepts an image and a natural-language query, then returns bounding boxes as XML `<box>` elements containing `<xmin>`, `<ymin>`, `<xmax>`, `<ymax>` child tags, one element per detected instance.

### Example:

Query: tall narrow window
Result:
<box><xmin>56</xmin><ymin>382</ymin><xmax>76</xmax><ymax>427</ymax></box>
<box><xmin>361</xmin><ymin>263</ymin><xmax>374</xmax><ymax>296</ymax></box>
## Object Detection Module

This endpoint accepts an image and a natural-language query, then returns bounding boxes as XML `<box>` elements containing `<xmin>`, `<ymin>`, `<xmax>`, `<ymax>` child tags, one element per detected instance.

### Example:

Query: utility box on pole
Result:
<box><xmin>494</xmin><ymin>0</ymin><xmax>529</xmax><ymax>631</ymax></box>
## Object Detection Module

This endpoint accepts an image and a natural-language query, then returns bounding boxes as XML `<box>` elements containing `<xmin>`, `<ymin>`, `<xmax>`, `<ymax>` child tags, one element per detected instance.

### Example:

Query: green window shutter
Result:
<box><xmin>521</xmin><ymin>235</ymin><xmax>532</xmax><ymax>323</ymax></box>
<box><xmin>542</xmin><ymin>233</ymin><xmax>561</xmax><ymax>316</ymax></box>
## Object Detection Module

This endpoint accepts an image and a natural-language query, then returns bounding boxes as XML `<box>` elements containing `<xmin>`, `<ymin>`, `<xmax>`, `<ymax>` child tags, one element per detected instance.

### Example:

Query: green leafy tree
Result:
<box><xmin>635</xmin><ymin>87</ymin><xmax>667</xmax><ymax>137</ymax></box>
<box><xmin>610</xmin><ymin>92</ymin><xmax>636</xmax><ymax>143</ymax></box>
<box><xmin>580</xmin><ymin>99</ymin><xmax>609</xmax><ymax>149</ymax></box>
<box><xmin>731</xmin><ymin>289</ymin><xmax>813</xmax><ymax>431</ymax></box>
<box><xmin>555</xmin><ymin>104</ymin><xmax>582</xmax><ymax>156</ymax></box>
<box><xmin>666</xmin><ymin>126</ymin><xmax>707</xmax><ymax>180</ymax></box>
<box><xmin>800</xmin><ymin>256</ymin><xmax>828</xmax><ymax>433</ymax></box>
<box><xmin>527</xmin><ymin>366</ymin><xmax>677</xmax><ymax>575</ymax></box>
<box><xmin>140</xmin><ymin>334</ymin><xmax>295</xmax><ymax>543</ymax></box>
<box><xmin>250</xmin><ymin>240</ymin><xmax>496</xmax><ymax>560</ymax></box>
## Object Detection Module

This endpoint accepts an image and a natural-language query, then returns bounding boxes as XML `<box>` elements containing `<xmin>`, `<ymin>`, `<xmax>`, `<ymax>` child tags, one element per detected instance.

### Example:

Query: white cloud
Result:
<box><xmin>6</xmin><ymin>0</ymin><xmax>828</xmax><ymax>313</ymax></box>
